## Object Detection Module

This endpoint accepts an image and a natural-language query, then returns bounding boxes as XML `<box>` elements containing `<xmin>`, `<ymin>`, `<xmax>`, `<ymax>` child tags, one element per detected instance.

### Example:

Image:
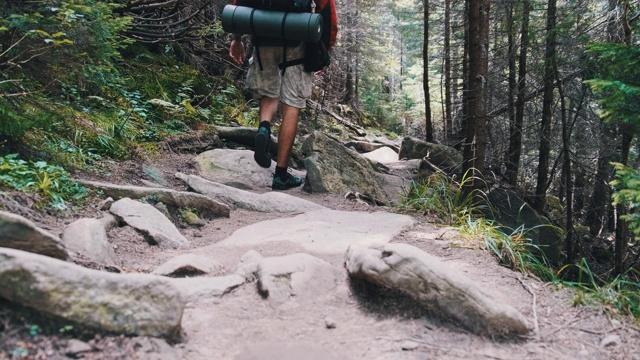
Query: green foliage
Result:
<box><xmin>483</xmin><ymin>224</ymin><xmax>557</xmax><ymax>282</ymax></box>
<box><xmin>585</xmin><ymin>43</ymin><xmax>640</xmax><ymax>129</ymax></box>
<box><xmin>560</xmin><ymin>260</ymin><xmax>640</xmax><ymax>318</ymax></box>
<box><xmin>610</xmin><ymin>162</ymin><xmax>640</xmax><ymax>239</ymax></box>
<box><xmin>398</xmin><ymin>171</ymin><xmax>485</xmax><ymax>226</ymax></box>
<box><xmin>0</xmin><ymin>154</ymin><xmax>87</xmax><ymax>209</ymax></box>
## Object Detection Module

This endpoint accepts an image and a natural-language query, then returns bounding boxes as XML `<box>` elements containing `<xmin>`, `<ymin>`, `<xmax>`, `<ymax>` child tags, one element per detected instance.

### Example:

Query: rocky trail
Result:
<box><xmin>1</xmin><ymin>130</ymin><xmax>639</xmax><ymax>360</ymax></box>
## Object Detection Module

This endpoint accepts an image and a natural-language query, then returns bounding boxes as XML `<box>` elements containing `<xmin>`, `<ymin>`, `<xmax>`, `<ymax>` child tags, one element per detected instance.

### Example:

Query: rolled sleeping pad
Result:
<box><xmin>222</xmin><ymin>5</ymin><xmax>323</xmax><ymax>43</ymax></box>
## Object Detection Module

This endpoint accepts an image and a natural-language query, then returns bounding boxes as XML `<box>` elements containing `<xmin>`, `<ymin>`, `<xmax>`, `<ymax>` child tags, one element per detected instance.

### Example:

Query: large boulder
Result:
<box><xmin>361</xmin><ymin>147</ymin><xmax>399</xmax><ymax>164</ymax></box>
<box><xmin>110</xmin><ymin>198</ymin><xmax>190</xmax><ymax>250</ymax></box>
<box><xmin>345</xmin><ymin>243</ymin><xmax>530</xmax><ymax>336</ymax></box>
<box><xmin>485</xmin><ymin>188</ymin><xmax>564</xmax><ymax>264</ymax></box>
<box><xmin>0</xmin><ymin>210</ymin><xmax>68</xmax><ymax>260</ymax></box>
<box><xmin>0</xmin><ymin>248</ymin><xmax>185</xmax><ymax>339</ymax></box>
<box><xmin>398</xmin><ymin>137</ymin><xmax>462</xmax><ymax>174</ymax></box>
<box><xmin>61</xmin><ymin>218</ymin><xmax>117</xmax><ymax>267</ymax></box>
<box><xmin>175</xmin><ymin>173</ymin><xmax>324</xmax><ymax>213</ymax></box>
<box><xmin>77</xmin><ymin>179</ymin><xmax>229</xmax><ymax>219</ymax></box>
<box><xmin>301</xmin><ymin>131</ymin><xmax>387</xmax><ymax>202</ymax></box>
<box><xmin>194</xmin><ymin>149</ymin><xmax>304</xmax><ymax>191</ymax></box>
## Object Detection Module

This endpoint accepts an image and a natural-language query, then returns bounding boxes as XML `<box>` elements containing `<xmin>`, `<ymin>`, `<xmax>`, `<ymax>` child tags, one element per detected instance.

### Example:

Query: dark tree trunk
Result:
<box><xmin>534</xmin><ymin>0</ymin><xmax>557</xmax><ymax>213</ymax></box>
<box><xmin>423</xmin><ymin>0</ymin><xmax>433</xmax><ymax>142</ymax></box>
<box><xmin>506</xmin><ymin>0</ymin><xmax>530</xmax><ymax>186</ymax></box>
<box><xmin>462</xmin><ymin>0</ymin><xmax>490</xmax><ymax>192</ymax></box>
<box><xmin>443</xmin><ymin>0</ymin><xmax>452</xmax><ymax>141</ymax></box>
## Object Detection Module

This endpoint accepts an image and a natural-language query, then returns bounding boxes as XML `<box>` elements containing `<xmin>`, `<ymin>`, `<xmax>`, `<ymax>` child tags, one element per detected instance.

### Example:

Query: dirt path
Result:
<box><xmin>91</xmin><ymin>152</ymin><xmax>638</xmax><ymax>360</ymax></box>
<box><xmin>5</xmin><ymin>151</ymin><xmax>638</xmax><ymax>360</ymax></box>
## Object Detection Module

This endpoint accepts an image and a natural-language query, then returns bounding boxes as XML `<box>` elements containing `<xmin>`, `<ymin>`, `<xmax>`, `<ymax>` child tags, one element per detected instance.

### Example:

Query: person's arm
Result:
<box><xmin>229</xmin><ymin>33</ymin><xmax>245</xmax><ymax>65</ymax></box>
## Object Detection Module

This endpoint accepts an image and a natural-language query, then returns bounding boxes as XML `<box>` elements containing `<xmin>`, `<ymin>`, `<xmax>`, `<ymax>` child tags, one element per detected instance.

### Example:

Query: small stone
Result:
<box><xmin>600</xmin><ymin>334</ymin><xmax>621</xmax><ymax>347</ymax></box>
<box><xmin>401</xmin><ymin>340</ymin><xmax>420</xmax><ymax>351</ymax></box>
<box><xmin>65</xmin><ymin>339</ymin><xmax>93</xmax><ymax>356</ymax></box>
<box><xmin>99</xmin><ymin>197</ymin><xmax>114</xmax><ymax>211</ymax></box>
<box><xmin>324</xmin><ymin>317</ymin><xmax>337</xmax><ymax>329</ymax></box>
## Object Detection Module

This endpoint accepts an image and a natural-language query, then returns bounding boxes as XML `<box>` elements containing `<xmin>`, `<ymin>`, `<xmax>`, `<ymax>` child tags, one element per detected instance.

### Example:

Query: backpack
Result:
<box><xmin>233</xmin><ymin>0</ymin><xmax>330</xmax><ymax>73</ymax></box>
<box><xmin>237</xmin><ymin>0</ymin><xmax>312</xmax><ymax>13</ymax></box>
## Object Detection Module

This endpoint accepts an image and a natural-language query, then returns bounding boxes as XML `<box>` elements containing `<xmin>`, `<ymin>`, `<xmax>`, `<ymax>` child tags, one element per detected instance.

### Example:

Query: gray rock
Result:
<box><xmin>170</xmin><ymin>274</ymin><xmax>245</xmax><ymax>303</ymax></box>
<box><xmin>361</xmin><ymin>147</ymin><xmax>399</xmax><ymax>164</ymax></box>
<box><xmin>98</xmin><ymin>197</ymin><xmax>114</xmax><ymax>211</ymax></box>
<box><xmin>65</xmin><ymin>339</ymin><xmax>93</xmax><ymax>356</ymax></box>
<box><xmin>152</xmin><ymin>254</ymin><xmax>222</xmax><ymax>277</ymax></box>
<box><xmin>78</xmin><ymin>179</ymin><xmax>230</xmax><ymax>219</ymax></box>
<box><xmin>110</xmin><ymin>198</ymin><xmax>190</xmax><ymax>250</ymax></box>
<box><xmin>257</xmin><ymin>253</ymin><xmax>342</xmax><ymax>307</ymax></box>
<box><xmin>176</xmin><ymin>173</ymin><xmax>324</xmax><ymax>213</ymax></box>
<box><xmin>345</xmin><ymin>141</ymin><xmax>394</xmax><ymax>154</ymax></box>
<box><xmin>398</xmin><ymin>137</ymin><xmax>462</xmax><ymax>174</ymax></box>
<box><xmin>195</xmin><ymin>149</ymin><xmax>294</xmax><ymax>190</ymax></box>
<box><xmin>235</xmin><ymin>250</ymin><xmax>264</xmax><ymax>280</ymax></box>
<box><xmin>61</xmin><ymin>218</ymin><xmax>117</xmax><ymax>267</ymax></box>
<box><xmin>216</xmin><ymin>209</ymin><xmax>414</xmax><ymax>255</ymax></box>
<box><xmin>301</xmin><ymin>131</ymin><xmax>388</xmax><ymax>203</ymax></box>
<box><xmin>345</xmin><ymin>243</ymin><xmax>530</xmax><ymax>336</ymax></box>
<box><xmin>0</xmin><ymin>210</ymin><xmax>67</xmax><ymax>260</ymax></box>
<box><xmin>0</xmin><ymin>248</ymin><xmax>185</xmax><ymax>339</ymax></box>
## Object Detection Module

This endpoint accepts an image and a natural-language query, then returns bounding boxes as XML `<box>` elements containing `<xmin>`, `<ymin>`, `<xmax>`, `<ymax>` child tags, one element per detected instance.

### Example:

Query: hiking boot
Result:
<box><xmin>272</xmin><ymin>173</ymin><xmax>303</xmax><ymax>190</ymax></box>
<box><xmin>254</xmin><ymin>127</ymin><xmax>271</xmax><ymax>168</ymax></box>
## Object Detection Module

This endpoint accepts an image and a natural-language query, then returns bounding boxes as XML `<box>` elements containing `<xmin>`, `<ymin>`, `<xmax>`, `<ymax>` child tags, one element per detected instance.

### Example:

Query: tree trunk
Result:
<box><xmin>586</xmin><ymin>143</ymin><xmax>612</xmax><ymax>236</ymax></box>
<box><xmin>462</xmin><ymin>0</ymin><xmax>490</xmax><ymax>192</ymax></box>
<box><xmin>534</xmin><ymin>0</ymin><xmax>557</xmax><ymax>213</ymax></box>
<box><xmin>443</xmin><ymin>0</ymin><xmax>452</xmax><ymax>141</ymax></box>
<box><xmin>423</xmin><ymin>0</ymin><xmax>433</xmax><ymax>142</ymax></box>
<box><xmin>505</xmin><ymin>0</ymin><xmax>530</xmax><ymax>186</ymax></box>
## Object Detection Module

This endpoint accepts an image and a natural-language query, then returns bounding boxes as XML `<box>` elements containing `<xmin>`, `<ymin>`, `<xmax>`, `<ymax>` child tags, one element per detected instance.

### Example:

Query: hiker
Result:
<box><xmin>228</xmin><ymin>0</ymin><xmax>338</xmax><ymax>190</ymax></box>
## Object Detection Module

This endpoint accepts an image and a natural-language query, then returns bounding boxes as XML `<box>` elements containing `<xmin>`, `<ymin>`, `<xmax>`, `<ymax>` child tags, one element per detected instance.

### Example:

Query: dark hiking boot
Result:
<box><xmin>254</xmin><ymin>127</ymin><xmax>271</xmax><ymax>168</ymax></box>
<box><xmin>272</xmin><ymin>173</ymin><xmax>303</xmax><ymax>190</ymax></box>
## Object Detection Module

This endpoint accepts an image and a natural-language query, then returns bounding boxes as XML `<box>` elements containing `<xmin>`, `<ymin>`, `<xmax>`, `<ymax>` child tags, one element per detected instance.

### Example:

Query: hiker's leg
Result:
<box><xmin>259</xmin><ymin>96</ymin><xmax>279</xmax><ymax>123</ymax></box>
<box><xmin>276</xmin><ymin>103</ymin><xmax>300</xmax><ymax>168</ymax></box>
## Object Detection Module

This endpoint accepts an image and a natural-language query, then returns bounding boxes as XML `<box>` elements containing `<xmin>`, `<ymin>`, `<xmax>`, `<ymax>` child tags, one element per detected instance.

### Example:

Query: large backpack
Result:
<box><xmin>237</xmin><ymin>0</ymin><xmax>312</xmax><ymax>13</ymax></box>
<box><xmin>232</xmin><ymin>0</ymin><xmax>329</xmax><ymax>73</ymax></box>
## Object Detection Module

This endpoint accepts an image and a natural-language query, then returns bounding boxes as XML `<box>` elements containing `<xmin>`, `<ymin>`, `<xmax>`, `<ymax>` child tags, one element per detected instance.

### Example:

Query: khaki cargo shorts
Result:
<box><xmin>246</xmin><ymin>44</ymin><xmax>313</xmax><ymax>109</ymax></box>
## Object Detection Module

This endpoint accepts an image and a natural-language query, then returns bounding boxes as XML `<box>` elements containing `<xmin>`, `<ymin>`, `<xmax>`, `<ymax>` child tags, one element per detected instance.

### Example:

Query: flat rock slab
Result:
<box><xmin>62</xmin><ymin>218</ymin><xmax>117</xmax><ymax>267</ymax></box>
<box><xmin>152</xmin><ymin>254</ymin><xmax>222</xmax><ymax>277</ymax></box>
<box><xmin>176</xmin><ymin>173</ymin><xmax>324</xmax><ymax>213</ymax></box>
<box><xmin>361</xmin><ymin>147</ymin><xmax>399</xmax><ymax>164</ymax></box>
<box><xmin>78</xmin><ymin>179</ymin><xmax>229</xmax><ymax>219</ymax></box>
<box><xmin>257</xmin><ymin>253</ymin><xmax>342</xmax><ymax>307</ymax></box>
<box><xmin>170</xmin><ymin>275</ymin><xmax>245</xmax><ymax>303</ymax></box>
<box><xmin>194</xmin><ymin>149</ymin><xmax>305</xmax><ymax>190</ymax></box>
<box><xmin>110</xmin><ymin>198</ymin><xmax>190</xmax><ymax>250</ymax></box>
<box><xmin>345</xmin><ymin>243</ymin><xmax>530</xmax><ymax>336</ymax></box>
<box><xmin>0</xmin><ymin>210</ymin><xmax>68</xmax><ymax>260</ymax></box>
<box><xmin>0</xmin><ymin>248</ymin><xmax>185</xmax><ymax>339</ymax></box>
<box><xmin>216</xmin><ymin>209</ymin><xmax>414</xmax><ymax>254</ymax></box>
